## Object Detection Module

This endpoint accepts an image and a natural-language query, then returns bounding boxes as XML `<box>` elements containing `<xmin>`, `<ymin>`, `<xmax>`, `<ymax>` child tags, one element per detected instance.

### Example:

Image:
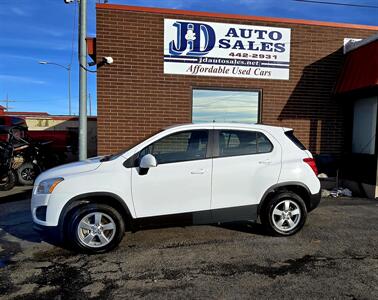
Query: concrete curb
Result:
<box><xmin>0</xmin><ymin>187</ymin><xmax>33</xmax><ymax>204</ymax></box>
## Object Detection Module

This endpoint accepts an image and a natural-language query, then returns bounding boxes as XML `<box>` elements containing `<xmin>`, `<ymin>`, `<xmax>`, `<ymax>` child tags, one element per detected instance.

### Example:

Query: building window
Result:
<box><xmin>192</xmin><ymin>89</ymin><xmax>260</xmax><ymax>123</ymax></box>
<box><xmin>352</xmin><ymin>96</ymin><xmax>377</xmax><ymax>155</ymax></box>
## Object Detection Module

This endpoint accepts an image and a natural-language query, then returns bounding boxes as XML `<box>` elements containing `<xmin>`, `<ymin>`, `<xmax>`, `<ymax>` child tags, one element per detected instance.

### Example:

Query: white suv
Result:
<box><xmin>31</xmin><ymin>123</ymin><xmax>320</xmax><ymax>253</ymax></box>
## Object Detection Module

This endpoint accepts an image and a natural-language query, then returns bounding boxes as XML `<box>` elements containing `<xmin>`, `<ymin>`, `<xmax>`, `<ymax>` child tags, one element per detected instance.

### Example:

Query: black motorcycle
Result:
<box><xmin>8</xmin><ymin>126</ymin><xmax>55</xmax><ymax>186</ymax></box>
<box><xmin>2</xmin><ymin>125</ymin><xmax>55</xmax><ymax>186</ymax></box>
<box><xmin>0</xmin><ymin>137</ymin><xmax>17</xmax><ymax>191</ymax></box>
<box><xmin>14</xmin><ymin>140</ymin><xmax>54</xmax><ymax>186</ymax></box>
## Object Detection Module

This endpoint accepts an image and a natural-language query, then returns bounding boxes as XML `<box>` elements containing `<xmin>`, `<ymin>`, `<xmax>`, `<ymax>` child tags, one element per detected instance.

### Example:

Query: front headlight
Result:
<box><xmin>37</xmin><ymin>178</ymin><xmax>64</xmax><ymax>194</ymax></box>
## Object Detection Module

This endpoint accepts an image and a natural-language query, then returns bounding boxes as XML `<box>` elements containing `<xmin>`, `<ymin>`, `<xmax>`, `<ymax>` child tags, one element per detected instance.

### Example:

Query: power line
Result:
<box><xmin>293</xmin><ymin>0</ymin><xmax>378</xmax><ymax>8</ymax></box>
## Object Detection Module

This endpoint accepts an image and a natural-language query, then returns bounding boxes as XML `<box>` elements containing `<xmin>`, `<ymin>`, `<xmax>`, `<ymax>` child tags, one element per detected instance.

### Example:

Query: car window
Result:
<box><xmin>140</xmin><ymin>130</ymin><xmax>209</xmax><ymax>164</ymax></box>
<box><xmin>256</xmin><ymin>132</ymin><xmax>273</xmax><ymax>153</ymax></box>
<box><xmin>218</xmin><ymin>130</ymin><xmax>272</xmax><ymax>157</ymax></box>
<box><xmin>284</xmin><ymin>130</ymin><xmax>306</xmax><ymax>150</ymax></box>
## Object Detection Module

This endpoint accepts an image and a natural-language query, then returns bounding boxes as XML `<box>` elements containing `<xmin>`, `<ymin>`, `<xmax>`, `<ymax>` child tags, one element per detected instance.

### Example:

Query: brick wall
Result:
<box><xmin>96</xmin><ymin>5</ymin><xmax>377</xmax><ymax>156</ymax></box>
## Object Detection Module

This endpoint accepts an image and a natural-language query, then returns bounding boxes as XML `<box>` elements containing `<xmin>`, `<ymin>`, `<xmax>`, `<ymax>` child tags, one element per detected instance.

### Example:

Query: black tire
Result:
<box><xmin>17</xmin><ymin>162</ymin><xmax>40</xmax><ymax>186</ymax></box>
<box><xmin>0</xmin><ymin>170</ymin><xmax>17</xmax><ymax>191</ymax></box>
<box><xmin>260</xmin><ymin>191</ymin><xmax>307</xmax><ymax>236</ymax></box>
<box><xmin>66</xmin><ymin>203</ymin><xmax>125</xmax><ymax>254</ymax></box>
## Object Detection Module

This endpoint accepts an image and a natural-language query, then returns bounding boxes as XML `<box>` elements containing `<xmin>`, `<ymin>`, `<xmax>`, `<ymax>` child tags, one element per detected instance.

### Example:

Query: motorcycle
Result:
<box><xmin>14</xmin><ymin>140</ymin><xmax>54</xmax><ymax>186</ymax></box>
<box><xmin>5</xmin><ymin>125</ymin><xmax>55</xmax><ymax>186</ymax></box>
<box><xmin>0</xmin><ymin>129</ymin><xmax>17</xmax><ymax>191</ymax></box>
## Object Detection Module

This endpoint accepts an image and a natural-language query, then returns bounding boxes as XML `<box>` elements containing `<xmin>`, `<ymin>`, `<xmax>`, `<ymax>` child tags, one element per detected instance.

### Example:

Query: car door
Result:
<box><xmin>211</xmin><ymin>129</ymin><xmax>281</xmax><ymax>212</ymax></box>
<box><xmin>131</xmin><ymin>129</ymin><xmax>212</xmax><ymax>218</ymax></box>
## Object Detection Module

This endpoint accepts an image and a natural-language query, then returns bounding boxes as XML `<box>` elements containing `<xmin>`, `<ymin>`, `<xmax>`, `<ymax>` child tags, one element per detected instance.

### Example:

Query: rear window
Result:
<box><xmin>285</xmin><ymin>130</ymin><xmax>306</xmax><ymax>150</ymax></box>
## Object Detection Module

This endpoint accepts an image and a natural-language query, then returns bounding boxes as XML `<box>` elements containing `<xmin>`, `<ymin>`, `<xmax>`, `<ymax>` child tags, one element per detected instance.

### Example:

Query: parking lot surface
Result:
<box><xmin>0</xmin><ymin>196</ymin><xmax>378</xmax><ymax>299</ymax></box>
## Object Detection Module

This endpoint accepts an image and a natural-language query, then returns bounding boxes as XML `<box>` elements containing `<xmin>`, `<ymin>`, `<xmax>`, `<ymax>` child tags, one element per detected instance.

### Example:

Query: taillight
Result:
<box><xmin>303</xmin><ymin>158</ymin><xmax>318</xmax><ymax>176</ymax></box>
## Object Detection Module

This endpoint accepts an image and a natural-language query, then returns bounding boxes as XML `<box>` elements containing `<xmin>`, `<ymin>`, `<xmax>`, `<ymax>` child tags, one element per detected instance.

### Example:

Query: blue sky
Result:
<box><xmin>0</xmin><ymin>0</ymin><xmax>377</xmax><ymax>116</ymax></box>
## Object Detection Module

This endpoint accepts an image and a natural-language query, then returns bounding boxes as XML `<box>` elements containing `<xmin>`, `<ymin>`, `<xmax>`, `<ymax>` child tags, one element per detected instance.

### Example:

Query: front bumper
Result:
<box><xmin>31</xmin><ymin>190</ymin><xmax>69</xmax><ymax>227</ymax></box>
<box><xmin>308</xmin><ymin>189</ymin><xmax>321</xmax><ymax>212</ymax></box>
<box><xmin>31</xmin><ymin>192</ymin><xmax>51</xmax><ymax>226</ymax></box>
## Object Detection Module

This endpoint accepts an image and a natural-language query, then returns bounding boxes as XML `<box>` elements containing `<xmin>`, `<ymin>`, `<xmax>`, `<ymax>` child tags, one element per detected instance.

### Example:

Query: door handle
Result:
<box><xmin>190</xmin><ymin>169</ymin><xmax>205</xmax><ymax>174</ymax></box>
<box><xmin>258</xmin><ymin>159</ymin><xmax>272</xmax><ymax>165</ymax></box>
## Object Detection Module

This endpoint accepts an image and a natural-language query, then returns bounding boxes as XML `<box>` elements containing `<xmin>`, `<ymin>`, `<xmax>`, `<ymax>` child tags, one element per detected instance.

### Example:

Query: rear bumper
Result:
<box><xmin>308</xmin><ymin>189</ymin><xmax>321</xmax><ymax>212</ymax></box>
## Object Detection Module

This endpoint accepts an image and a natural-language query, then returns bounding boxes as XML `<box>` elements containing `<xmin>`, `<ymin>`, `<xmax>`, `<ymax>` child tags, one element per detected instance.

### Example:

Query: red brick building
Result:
<box><xmin>95</xmin><ymin>4</ymin><xmax>378</xmax><ymax>197</ymax></box>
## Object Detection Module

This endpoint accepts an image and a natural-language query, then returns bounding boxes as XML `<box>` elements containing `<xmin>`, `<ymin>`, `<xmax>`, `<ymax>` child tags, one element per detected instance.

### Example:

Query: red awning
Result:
<box><xmin>335</xmin><ymin>39</ymin><xmax>378</xmax><ymax>94</ymax></box>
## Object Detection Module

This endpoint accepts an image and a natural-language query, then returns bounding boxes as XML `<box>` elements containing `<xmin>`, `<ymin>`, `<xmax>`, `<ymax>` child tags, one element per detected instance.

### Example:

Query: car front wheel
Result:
<box><xmin>261</xmin><ymin>191</ymin><xmax>307</xmax><ymax>236</ymax></box>
<box><xmin>67</xmin><ymin>203</ymin><xmax>125</xmax><ymax>253</ymax></box>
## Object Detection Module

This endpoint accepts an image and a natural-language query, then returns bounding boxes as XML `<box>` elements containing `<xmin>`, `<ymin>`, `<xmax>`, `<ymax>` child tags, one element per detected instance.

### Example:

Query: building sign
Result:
<box><xmin>164</xmin><ymin>19</ymin><xmax>291</xmax><ymax>80</ymax></box>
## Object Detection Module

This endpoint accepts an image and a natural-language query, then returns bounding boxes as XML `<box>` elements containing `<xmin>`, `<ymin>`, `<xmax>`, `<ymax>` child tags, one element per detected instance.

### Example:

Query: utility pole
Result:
<box><xmin>79</xmin><ymin>0</ymin><xmax>88</xmax><ymax>160</ymax></box>
<box><xmin>1</xmin><ymin>94</ymin><xmax>16</xmax><ymax>112</ymax></box>
<box><xmin>68</xmin><ymin>65</ymin><xmax>72</xmax><ymax>115</ymax></box>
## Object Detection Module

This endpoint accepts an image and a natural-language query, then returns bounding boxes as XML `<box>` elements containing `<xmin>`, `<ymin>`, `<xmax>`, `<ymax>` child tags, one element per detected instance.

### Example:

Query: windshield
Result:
<box><xmin>100</xmin><ymin>129</ymin><xmax>164</xmax><ymax>162</ymax></box>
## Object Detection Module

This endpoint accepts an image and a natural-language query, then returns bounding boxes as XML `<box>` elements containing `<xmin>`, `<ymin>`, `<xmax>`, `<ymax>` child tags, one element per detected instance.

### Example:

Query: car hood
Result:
<box><xmin>35</xmin><ymin>156</ymin><xmax>104</xmax><ymax>184</ymax></box>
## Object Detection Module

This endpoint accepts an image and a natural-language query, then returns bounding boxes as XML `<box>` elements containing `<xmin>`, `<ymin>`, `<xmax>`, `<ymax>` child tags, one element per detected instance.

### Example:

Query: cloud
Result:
<box><xmin>0</xmin><ymin>75</ymin><xmax>46</xmax><ymax>85</ymax></box>
<box><xmin>0</xmin><ymin>53</ymin><xmax>42</xmax><ymax>61</ymax></box>
<box><xmin>31</xmin><ymin>27</ymin><xmax>68</xmax><ymax>38</ymax></box>
<box><xmin>0</xmin><ymin>37</ymin><xmax>73</xmax><ymax>51</ymax></box>
<box><xmin>10</xmin><ymin>6</ymin><xmax>30</xmax><ymax>16</ymax></box>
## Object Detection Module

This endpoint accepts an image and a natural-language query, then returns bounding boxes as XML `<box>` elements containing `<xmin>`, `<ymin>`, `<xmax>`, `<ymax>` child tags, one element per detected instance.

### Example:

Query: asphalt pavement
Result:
<box><xmin>0</xmin><ymin>195</ymin><xmax>378</xmax><ymax>299</ymax></box>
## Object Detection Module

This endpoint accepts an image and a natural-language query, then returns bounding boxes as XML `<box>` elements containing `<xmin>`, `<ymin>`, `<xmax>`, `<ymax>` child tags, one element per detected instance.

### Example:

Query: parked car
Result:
<box><xmin>31</xmin><ymin>123</ymin><xmax>320</xmax><ymax>253</ymax></box>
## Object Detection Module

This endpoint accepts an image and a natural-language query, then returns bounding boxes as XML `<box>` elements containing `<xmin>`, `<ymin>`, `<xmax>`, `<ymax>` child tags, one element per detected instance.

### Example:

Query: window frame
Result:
<box><xmin>191</xmin><ymin>87</ymin><xmax>263</xmax><ymax>124</ymax></box>
<box><xmin>124</xmin><ymin>128</ymin><xmax>274</xmax><ymax>168</ymax></box>
<box><xmin>137</xmin><ymin>129</ymin><xmax>214</xmax><ymax>165</ymax></box>
<box><xmin>212</xmin><ymin>129</ymin><xmax>274</xmax><ymax>158</ymax></box>
<box><xmin>351</xmin><ymin>96</ymin><xmax>377</xmax><ymax>155</ymax></box>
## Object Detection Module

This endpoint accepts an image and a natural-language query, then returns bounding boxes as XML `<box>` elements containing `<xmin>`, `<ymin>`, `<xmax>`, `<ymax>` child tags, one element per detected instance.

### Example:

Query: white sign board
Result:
<box><xmin>164</xmin><ymin>19</ymin><xmax>291</xmax><ymax>80</ymax></box>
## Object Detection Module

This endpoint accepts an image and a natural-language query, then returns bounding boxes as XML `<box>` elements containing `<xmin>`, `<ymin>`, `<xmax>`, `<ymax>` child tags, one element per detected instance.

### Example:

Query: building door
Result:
<box><xmin>352</xmin><ymin>96</ymin><xmax>377</xmax><ymax>155</ymax></box>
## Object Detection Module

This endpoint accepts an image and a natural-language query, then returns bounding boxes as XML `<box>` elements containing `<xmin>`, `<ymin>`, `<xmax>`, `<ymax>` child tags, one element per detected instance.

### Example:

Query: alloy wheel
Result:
<box><xmin>21</xmin><ymin>168</ymin><xmax>35</xmax><ymax>181</ymax></box>
<box><xmin>77</xmin><ymin>212</ymin><xmax>116</xmax><ymax>248</ymax></box>
<box><xmin>271</xmin><ymin>200</ymin><xmax>301</xmax><ymax>232</ymax></box>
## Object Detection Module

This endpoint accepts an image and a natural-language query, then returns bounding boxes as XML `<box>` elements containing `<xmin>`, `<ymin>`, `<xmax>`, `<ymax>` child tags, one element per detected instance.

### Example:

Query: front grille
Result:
<box><xmin>36</xmin><ymin>206</ymin><xmax>47</xmax><ymax>221</ymax></box>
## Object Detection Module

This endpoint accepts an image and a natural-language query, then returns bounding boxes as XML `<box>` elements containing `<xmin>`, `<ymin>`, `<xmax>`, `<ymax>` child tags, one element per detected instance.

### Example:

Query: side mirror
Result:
<box><xmin>139</xmin><ymin>154</ymin><xmax>157</xmax><ymax>169</ymax></box>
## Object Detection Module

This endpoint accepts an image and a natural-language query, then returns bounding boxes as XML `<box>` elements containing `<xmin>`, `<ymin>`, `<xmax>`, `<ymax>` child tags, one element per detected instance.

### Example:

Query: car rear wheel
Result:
<box><xmin>261</xmin><ymin>191</ymin><xmax>307</xmax><ymax>236</ymax></box>
<box><xmin>67</xmin><ymin>203</ymin><xmax>125</xmax><ymax>253</ymax></box>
